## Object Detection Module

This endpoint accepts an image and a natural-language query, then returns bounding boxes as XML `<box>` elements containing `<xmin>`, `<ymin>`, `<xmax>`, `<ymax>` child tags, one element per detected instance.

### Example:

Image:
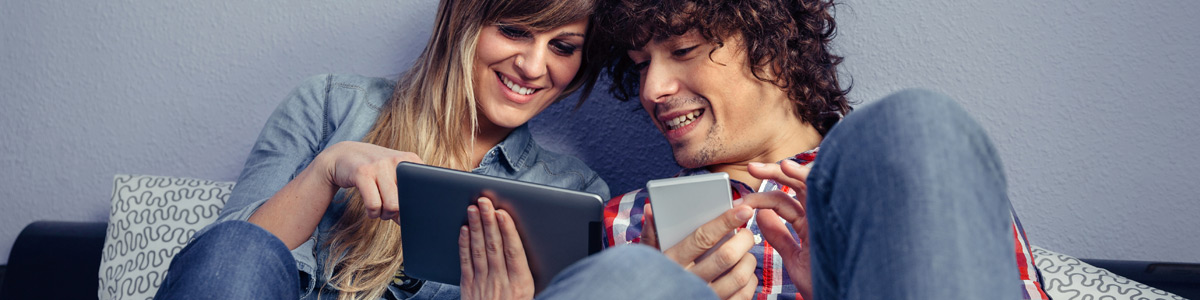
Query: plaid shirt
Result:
<box><xmin>603</xmin><ymin>149</ymin><xmax>1049</xmax><ymax>300</ymax></box>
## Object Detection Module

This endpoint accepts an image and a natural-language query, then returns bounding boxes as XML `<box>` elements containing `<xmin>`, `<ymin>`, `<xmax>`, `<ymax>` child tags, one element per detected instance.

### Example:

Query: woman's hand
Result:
<box><xmin>248</xmin><ymin>141</ymin><xmax>423</xmax><ymax>249</ymax></box>
<box><xmin>459</xmin><ymin>197</ymin><xmax>535</xmax><ymax>300</ymax></box>
<box><xmin>746</xmin><ymin>160</ymin><xmax>813</xmax><ymax>300</ymax></box>
<box><xmin>318</xmin><ymin>141</ymin><xmax>424</xmax><ymax>223</ymax></box>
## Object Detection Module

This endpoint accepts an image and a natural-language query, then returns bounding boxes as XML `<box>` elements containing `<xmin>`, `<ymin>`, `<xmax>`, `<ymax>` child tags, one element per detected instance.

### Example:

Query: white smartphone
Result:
<box><xmin>646</xmin><ymin>172</ymin><xmax>735</xmax><ymax>252</ymax></box>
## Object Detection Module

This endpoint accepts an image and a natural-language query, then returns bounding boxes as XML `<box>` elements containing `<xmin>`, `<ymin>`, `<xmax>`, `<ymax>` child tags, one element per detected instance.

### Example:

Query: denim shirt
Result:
<box><xmin>209</xmin><ymin>74</ymin><xmax>611</xmax><ymax>299</ymax></box>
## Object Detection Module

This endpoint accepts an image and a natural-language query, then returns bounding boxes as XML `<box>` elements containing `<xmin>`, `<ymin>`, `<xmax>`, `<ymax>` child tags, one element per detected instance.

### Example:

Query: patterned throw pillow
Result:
<box><xmin>98</xmin><ymin>174</ymin><xmax>234</xmax><ymax>300</ymax></box>
<box><xmin>1032</xmin><ymin>245</ymin><xmax>1185</xmax><ymax>300</ymax></box>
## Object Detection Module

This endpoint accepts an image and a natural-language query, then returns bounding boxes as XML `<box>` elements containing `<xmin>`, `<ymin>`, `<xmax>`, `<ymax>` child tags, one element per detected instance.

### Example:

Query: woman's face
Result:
<box><xmin>472</xmin><ymin>18</ymin><xmax>588</xmax><ymax>133</ymax></box>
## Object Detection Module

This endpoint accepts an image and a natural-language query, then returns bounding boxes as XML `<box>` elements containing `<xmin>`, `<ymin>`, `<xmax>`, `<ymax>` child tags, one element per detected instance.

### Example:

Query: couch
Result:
<box><xmin>2</xmin><ymin>174</ymin><xmax>1198</xmax><ymax>300</ymax></box>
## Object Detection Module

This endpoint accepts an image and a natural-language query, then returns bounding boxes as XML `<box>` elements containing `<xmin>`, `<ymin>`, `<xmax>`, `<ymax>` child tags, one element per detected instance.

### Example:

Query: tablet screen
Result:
<box><xmin>394</xmin><ymin>162</ymin><xmax>604</xmax><ymax>292</ymax></box>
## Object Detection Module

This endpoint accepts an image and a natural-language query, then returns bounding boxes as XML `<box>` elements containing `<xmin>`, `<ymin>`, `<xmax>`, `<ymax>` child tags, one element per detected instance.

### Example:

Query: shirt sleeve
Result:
<box><xmin>602</xmin><ymin>189</ymin><xmax>649</xmax><ymax>248</ymax></box>
<box><xmin>1011</xmin><ymin>208</ymin><xmax>1050</xmax><ymax>300</ymax></box>
<box><xmin>203</xmin><ymin>74</ymin><xmax>334</xmax><ymax>280</ymax></box>
<box><xmin>217</xmin><ymin>74</ymin><xmax>331</xmax><ymax>224</ymax></box>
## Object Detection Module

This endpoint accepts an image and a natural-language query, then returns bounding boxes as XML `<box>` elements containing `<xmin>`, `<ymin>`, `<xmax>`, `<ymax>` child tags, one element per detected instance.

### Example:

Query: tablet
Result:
<box><xmin>646</xmin><ymin>172</ymin><xmax>734</xmax><ymax>251</ymax></box>
<box><xmin>394</xmin><ymin>162</ymin><xmax>604</xmax><ymax>292</ymax></box>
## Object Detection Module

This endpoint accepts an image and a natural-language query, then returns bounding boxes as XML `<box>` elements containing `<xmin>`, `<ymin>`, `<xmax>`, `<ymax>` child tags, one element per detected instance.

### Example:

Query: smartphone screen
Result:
<box><xmin>646</xmin><ymin>172</ymin><xmax>734</xmax><ymax>251</ymax></box>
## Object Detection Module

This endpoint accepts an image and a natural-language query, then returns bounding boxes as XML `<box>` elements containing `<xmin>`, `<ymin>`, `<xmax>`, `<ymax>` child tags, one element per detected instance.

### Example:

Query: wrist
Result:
<box><xmin>307</xmin><ymin>150</ymin><xmax>338</xmax><ymax>187</ymax></box>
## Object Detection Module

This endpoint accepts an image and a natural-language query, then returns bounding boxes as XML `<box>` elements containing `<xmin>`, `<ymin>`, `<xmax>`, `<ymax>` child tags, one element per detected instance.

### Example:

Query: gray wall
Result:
<box><xmin>2</xmin><ymin>0</ymin><xmax>1198</xmax><ymax>265</ymax></box>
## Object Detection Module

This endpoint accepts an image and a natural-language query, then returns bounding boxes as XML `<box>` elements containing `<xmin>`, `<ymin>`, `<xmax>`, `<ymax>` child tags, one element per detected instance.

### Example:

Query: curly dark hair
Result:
<box><xmin>595</xmin><ymin>0</ymin><xmax>853</xmax><ymax>135</ymax></box>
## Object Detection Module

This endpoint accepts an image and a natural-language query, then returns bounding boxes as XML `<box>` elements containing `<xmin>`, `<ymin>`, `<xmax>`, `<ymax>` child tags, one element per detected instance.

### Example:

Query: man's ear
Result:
<box><xmin>762</xmin><ymin>61</ymin><xmax>785</xmax><ymax>82</ymax></box>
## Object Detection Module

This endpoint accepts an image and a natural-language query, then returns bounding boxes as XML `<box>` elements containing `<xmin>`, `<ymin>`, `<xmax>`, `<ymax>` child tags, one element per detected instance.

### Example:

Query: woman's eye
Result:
<box><xmin>498</xmin><ymin>25</ymin><xmax>531</xmax><ymax>39</ymax></box>
<box><xmin>672</xmin><ymin>45</ymin><xmax>698</xmax><ymax>57</ymax></box>
<box><xmin>551</xmin><ymin>41</ymin><xmax>579</xmax><ymax>55</ymax></box>
<box><xmin>632</xmin><ymin>60</ymin><xmax>649</xmax><ymax>72</ymax></box>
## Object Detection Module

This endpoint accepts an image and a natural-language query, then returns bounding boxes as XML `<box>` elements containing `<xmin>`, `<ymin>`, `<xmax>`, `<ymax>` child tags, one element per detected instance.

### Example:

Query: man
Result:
<box><xmin>593</xmin><ymin>0</ymin><xmax>1049</xmax><ymax>299</ymax></box>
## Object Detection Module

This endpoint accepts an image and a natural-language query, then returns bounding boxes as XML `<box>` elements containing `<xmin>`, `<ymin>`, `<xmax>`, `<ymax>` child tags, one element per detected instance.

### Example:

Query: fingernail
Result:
<box><xmin>749</xmin><ymin>162</ymin><xmax>765</xmax><ymax>168</ymax></box>
<box><xmin>784</xmin><ymin>159</ymin><xmax>801</xmax><ymax>168</ymax></box>
<box><xmin>732</xmin><ymin>198</ymin><xmax>744</xmax><ymax>206</ymax></box>
<box><xmin>735</xmin><ymin>206</ymin><xmax>753</xmax><ymax>221</ymax></box>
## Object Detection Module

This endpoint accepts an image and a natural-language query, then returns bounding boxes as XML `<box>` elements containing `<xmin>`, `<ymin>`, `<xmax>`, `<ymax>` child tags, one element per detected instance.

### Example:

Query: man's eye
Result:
<box><xmin>551</xmin><ymin>41</ymin><xmax>579</xmax><ymax>56</ymax></box>
<box><xmin>671</xmin><ymin>45</ymin><xmax>698</xmax><ymax>57</ymax></box>
<box><xmin>498</xmin><ymin>25</ymin><xmax>532</xmax><ymax>39</ymax></box>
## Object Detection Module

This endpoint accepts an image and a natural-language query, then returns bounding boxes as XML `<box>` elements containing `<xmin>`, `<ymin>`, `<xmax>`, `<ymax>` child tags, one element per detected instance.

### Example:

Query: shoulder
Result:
<box><xmin>326</xmin><ymin>74</ymin><xmax>395</xmax><ymax>95</ymax></box>
<box><xmin>525</xmin><ymin>143</ymin><xmax>590</xmax><ymax>173</ymax></box>
<box><xmin>523</xmin><ymin>143</ymin><xmax>611</xmax><ymax>198</ymax></box>
<box><xmin>294</xmin><ymin>73</ymin><xmax>394</xmax><ymax>89</ymax></box>
<box><xmin>278</xmin><ymin>74</ymin><xmax>397</xmax><ymax>131</ymax></box>
<box><xmin>291</xmin><ymin>74</ymin><xmax>395</xmax><ymax>109</ymax></box>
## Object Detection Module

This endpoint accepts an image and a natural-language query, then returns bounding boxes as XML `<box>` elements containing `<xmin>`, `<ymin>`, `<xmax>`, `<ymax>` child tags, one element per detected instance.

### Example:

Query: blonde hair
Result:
<box><xmin>322</xmin><ymin>0</ymin><xmax>599</xmax><ymax>299</ymax></box>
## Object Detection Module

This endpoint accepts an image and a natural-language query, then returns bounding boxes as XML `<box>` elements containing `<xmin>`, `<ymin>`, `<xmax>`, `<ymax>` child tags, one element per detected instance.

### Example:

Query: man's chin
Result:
<box><xmin>671</xmin><ymin>150</ymin><xmax>710</xmax><ymax>169</ymax></box>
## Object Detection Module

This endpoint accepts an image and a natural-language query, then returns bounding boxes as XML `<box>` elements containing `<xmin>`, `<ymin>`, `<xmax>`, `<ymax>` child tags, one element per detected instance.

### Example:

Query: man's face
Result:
<box><xmin>627</xmin><ymin>31</ymin><xmax>795</xmax><ymax>168</ymax></box>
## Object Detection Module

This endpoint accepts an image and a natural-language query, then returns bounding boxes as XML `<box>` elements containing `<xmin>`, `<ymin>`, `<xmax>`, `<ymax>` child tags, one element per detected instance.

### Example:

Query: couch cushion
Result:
<box><xmin>2</xmin><ymin>221</ymin><xmax>108</xmax><ymax>300</ymax></box>
<box><xmin>1032</xmin><ymin>245</ymin><xmax>1185</xmax><ymax>300</ymax></box>
<box><xmin>99</xmin><ymin>174</ymin><xmax>233</xmax><ymax>300</ymax></box>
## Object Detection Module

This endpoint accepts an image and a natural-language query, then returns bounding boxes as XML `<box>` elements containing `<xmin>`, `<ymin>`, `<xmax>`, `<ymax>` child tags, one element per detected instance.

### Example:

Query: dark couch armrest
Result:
<box><xmin>2</xmin><ymin>220</ymin><xmax>107</xmax><ymax>300</ymax></box>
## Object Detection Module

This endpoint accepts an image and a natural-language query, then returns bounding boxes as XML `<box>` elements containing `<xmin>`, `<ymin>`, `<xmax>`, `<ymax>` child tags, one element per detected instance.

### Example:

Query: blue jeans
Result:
<box><xmin>538</xmin><ymin>244</ymin><xmax>717</xmax><ymax>299</ymax></box>
<box><xmin>155</xmin><ymin>221</ymin><xmax>715</xmax><ymax>299</ymax></box>
<box><xmin>806</xmin><ymin>89</ymin><xmax>1022</xmax><ymax>299</ymax></box>
<box><xmin>154</xmin><ymin>221</ymin><xmax>300</xmax><ymax>299</ymax></box>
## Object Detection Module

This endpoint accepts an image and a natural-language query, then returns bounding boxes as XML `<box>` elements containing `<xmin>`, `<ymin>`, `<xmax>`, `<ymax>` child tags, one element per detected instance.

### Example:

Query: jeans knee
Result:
<box><xmin>159</xmin><ymin>221</ymin><xmax>299</xmax><ymax>298</ymax></box>
<box><xmin>599</xmin><ymin>244</ymin><xmax>663</xmax><ymax>267</ymax></box>
<box><xmin>200</xmin><ymin>220</ymin><xmax>259</xmax><ymax>238</ymax></box>
<box><xmin>196</xmin><ymin>221</ymin><xmax>284</xmax><ymax>250</ymax></box>
<box><xmin>178</xmin><ymin>220</ymin><xmax>294</xmax><ymax>272</ymax></box>
<box><xmin>543</xmin><ymin>244</ymin><xmax>715</xmax><ymax>299</ymax></box>
<box><xmin>860</xmin><ymin>89</ymin><xmax>966</xmax><ymax>126</ymax></box>
<box><xmin>558</xmin><ymin>244</ymin><xmax>666</xmax><ymax>279</ymax></box>
<box><xmin>838</xmin><ymin>88</ymin><xmax>988</xmax><ymax>145</ymax></box>
<box><xmin>881</xmin><ymin>88</ymin><xmax>955</xmax><ymax>107</ymax></box>
<box><xmin>818</xmin><ymin>88</ymin><xmax>1004</xmax><ymax>186</ymax></box>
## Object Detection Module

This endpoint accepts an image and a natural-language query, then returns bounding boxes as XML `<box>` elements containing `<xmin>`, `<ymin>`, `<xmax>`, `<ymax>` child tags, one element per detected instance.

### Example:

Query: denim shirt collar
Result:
<box><xmin>489</xmin><ymin>124</ymin><xmax>534</xmax><ymax>173</ymax></box>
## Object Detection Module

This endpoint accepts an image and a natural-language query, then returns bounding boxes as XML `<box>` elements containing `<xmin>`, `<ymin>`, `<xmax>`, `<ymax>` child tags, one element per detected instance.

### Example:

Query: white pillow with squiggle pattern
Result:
<box><xmin>98</xmin><ymin>174</ymin><xmax>233</xmax><ymax>300</ymax></box>
<box><xmin>1032</xmin><ymin>245</ymin><xmax>1184</xmax><ymax>300</ymax></box>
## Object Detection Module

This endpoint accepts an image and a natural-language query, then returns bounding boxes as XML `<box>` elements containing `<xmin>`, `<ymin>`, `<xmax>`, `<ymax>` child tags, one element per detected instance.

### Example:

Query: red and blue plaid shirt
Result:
<box><xmin>603</xmin><ymin>149</ymin><xmax>1049</xmax><ymax>300</ymax></box>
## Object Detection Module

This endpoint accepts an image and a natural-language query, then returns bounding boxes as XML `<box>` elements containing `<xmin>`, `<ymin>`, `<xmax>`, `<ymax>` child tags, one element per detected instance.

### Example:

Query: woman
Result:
<box><xmin>153</xmin><ymin>0</ymin><xmax>608</xmax><ymax>299</ymax></box>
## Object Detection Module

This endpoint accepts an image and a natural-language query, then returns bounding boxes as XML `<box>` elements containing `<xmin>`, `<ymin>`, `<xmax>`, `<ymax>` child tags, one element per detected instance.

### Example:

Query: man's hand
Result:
<box><xmin>654</xmin><ymin>203</ymin><xmax>759</xmax><ymax>299</ymax></box>
<box><xmin>459</xmin><ymin>198</ymin><xmax>535</xmax><ymax>300</ymax></box>
<box><xmin>746</xmin><ymin>160</ymin><xmax>813</xmax><ymax>300</ymax></box>
<box><xmin>641</xmin><ymin>203</ymin><xmax>660</xmax><ymax>248</ymax></box>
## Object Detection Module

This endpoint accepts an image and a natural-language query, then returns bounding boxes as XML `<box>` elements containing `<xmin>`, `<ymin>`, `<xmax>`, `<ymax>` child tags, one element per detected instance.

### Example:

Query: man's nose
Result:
<box><xmin>641</xmin><ymin>61</ymin><xmax>679</xmax><ymax>104</ymax></box>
